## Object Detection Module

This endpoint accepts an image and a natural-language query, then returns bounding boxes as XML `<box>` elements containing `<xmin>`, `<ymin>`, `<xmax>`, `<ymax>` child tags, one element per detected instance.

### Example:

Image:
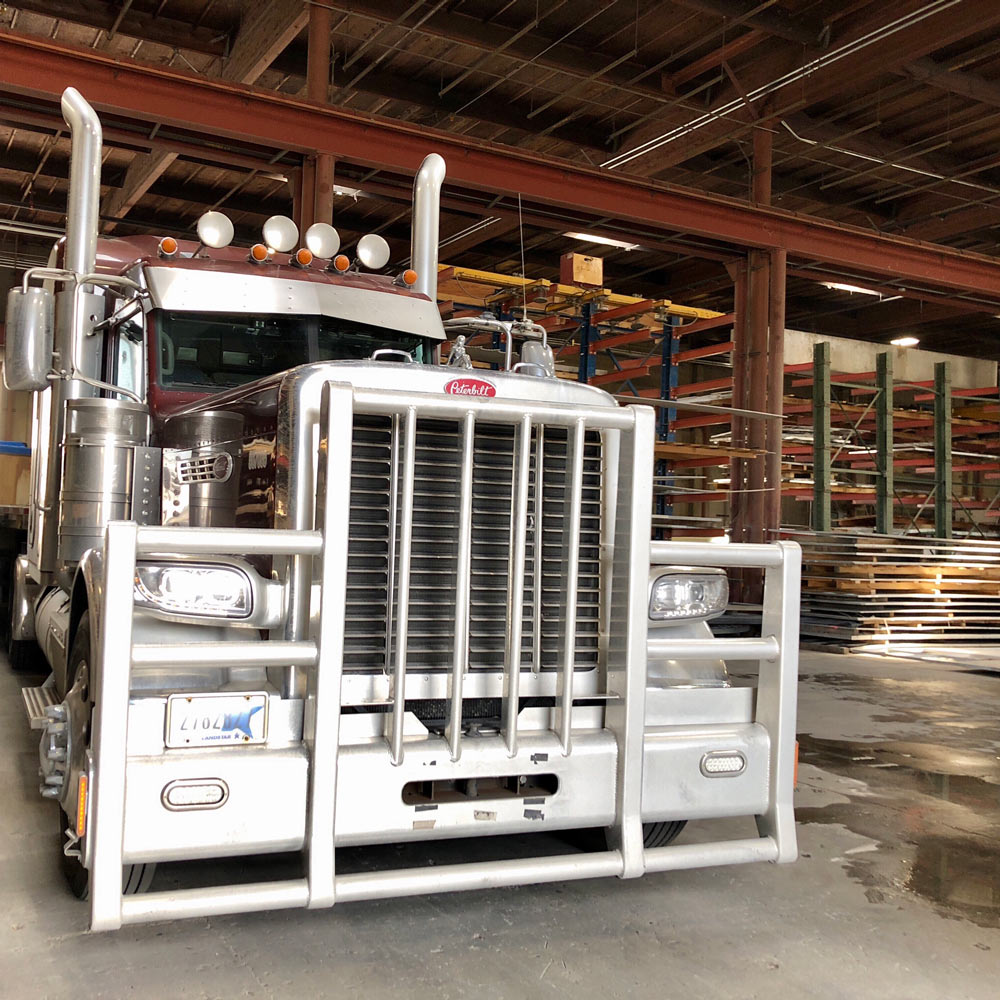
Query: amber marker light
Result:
<box><xmin>330</xmin><ymin>254</ymin><xmax>351</xmax><ymax>272</ymax></box>
<box><xmin>293</xmin><ymin>247</ymin><xmax>313</xmax><ymax>268</ymax></box>
<box><xmin>158</xmin><ymin>236</ymin><xmax>179</xmax><ymax>258</ymax></box>
<box><xmin>402</xmin><ymin>269</ymin><xmax>418</xmax><ymax>286</ymax></box>
<box><xmin>249</xmin><ymin>243</ymin><xmax>269</xmax><ymax>263</ymax></box>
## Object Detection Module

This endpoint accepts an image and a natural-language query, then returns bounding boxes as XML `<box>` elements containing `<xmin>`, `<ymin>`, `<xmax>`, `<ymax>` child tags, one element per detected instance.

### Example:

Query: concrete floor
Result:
<box><xmin>2</xmin><ymin>649</ymin><xmax>998</xmax><ymax>999</ymax></box>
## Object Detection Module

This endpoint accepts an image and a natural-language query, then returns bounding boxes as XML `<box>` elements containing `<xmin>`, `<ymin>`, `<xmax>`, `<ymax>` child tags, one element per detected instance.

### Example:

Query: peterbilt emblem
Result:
<box><xmin>445</xmin><ymin>377</ymin><xmax>496</xmax><ymax>397</ymax></box>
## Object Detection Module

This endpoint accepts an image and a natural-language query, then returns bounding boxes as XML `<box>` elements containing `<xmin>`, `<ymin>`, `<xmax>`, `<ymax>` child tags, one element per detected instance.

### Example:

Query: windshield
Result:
<box><xmin>154</xmin><ymin>311</ymin><xmax>431</xmax><ymax>390</ymax></box>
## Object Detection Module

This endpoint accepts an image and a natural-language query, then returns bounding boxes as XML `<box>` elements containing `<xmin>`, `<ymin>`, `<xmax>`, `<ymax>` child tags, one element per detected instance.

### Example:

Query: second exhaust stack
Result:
<box><xmin>410</xmin><ymin>153</ymin><xmax>446</xmax><ymax>304</ymax></box>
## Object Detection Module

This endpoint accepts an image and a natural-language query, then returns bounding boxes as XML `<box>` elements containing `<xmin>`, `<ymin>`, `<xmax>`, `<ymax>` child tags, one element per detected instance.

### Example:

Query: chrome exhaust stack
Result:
<box><xmin>40</xmin><ymin>89</ymin><xmax>106</xmax><ymax>576</ymax></box>
<box><xmin>61</xmin><ymin>87</ymin><xmax>102</xmax><ymax>277</ymax></box>
<box><xmin>409</xmin><ymin>153</ymin><xmax>446</xmax><ymax>302</ymax></box>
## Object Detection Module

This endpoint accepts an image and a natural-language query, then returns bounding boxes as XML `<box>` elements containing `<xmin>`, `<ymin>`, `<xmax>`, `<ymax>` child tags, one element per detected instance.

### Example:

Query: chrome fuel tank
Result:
<box><xmin>58</xmin><ymin>398</ymin><xmax>149</xmax><ymax>566</ymax></box>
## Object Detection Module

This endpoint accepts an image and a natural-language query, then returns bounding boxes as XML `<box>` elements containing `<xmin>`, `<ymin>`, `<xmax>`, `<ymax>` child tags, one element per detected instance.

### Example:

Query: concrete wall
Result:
<box><xmin>785</xmin><ymin>329</ymin><xmax>998</xmax><ymax>387</ymax></box>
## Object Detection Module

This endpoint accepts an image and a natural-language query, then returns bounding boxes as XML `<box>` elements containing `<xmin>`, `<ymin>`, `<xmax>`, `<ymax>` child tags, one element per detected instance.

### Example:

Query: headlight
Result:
<box><xmin>134</xmin><ymin>563</ymin><xmax>252</xmax><ymax>619</ymax></box>
<box><xmin>649</xmin><ymin>571</ymin><xmax>729</xmax><ymax>622</ymax></box>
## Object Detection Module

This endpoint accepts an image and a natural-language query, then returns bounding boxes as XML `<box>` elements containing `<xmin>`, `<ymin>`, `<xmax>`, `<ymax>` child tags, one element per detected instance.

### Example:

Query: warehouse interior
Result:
<box><xmin>0</xmin><ymin>2</ymin><xmax>998</xmax><ymax>995</ymax></box>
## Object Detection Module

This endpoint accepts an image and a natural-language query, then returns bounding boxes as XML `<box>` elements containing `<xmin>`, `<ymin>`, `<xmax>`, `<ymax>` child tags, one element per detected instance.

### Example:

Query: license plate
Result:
<box><xmin>165</xmin><ymin>692</ymin><xmax>269</xmax><ymax>748</ymax></box>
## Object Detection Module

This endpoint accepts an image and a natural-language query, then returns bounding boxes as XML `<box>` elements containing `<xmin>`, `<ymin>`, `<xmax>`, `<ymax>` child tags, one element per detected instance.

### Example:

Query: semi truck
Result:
<box><xmin>4</xmin><ymin>88</ymin><xmax>801</xmax><ymax>931</ymax></box>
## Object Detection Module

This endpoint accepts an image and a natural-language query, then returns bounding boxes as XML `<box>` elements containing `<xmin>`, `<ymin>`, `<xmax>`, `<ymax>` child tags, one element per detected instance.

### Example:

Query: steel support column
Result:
<box><xmin>578</xmin><ymin>303</ymin><xmax>595</xmax><ymax>384</ymax></box>
<box><xmin>654</xmin><ymin>317</ymin><xmax>679</xmax><ymax>538</ymax></box>
<box><xmin>875</xmin><ymin>351</ymin><xmax>894</xmax><ymax>535</ymax></box>
<box><xmin>765</xmin><ymin>247</ymin><xmax>786</xmax><ymax>538</ymax></box>
<box><xmin>752</xmin><ymin>126</ymin><xmax>772</xmax><ymax>208</ymax></box>
<box><xmin>307</xmin><ymin>0</ymin><xmax>334</xmax><ymax>230</ymax></box>
<box><xmin>812</xmin><ymin>341</ymin><xmax>832</xmax><ymax>533</ymax></box>
<box><xmin>730</xmin><ymin>262</ymin><xmax>749</xmax><ymax>550</ymax></box>
<box><xmin>935</xmin><ymin>360</ymin><xmax>953</xmax><ymax>538</ymax></box>
<box><xmin>746</xmin><ymin>249</ymin><xmax>770</xmax><ymax>546</ymax></box>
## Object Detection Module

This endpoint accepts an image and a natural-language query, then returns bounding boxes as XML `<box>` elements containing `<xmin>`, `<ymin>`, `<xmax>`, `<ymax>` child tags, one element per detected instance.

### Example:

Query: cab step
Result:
<box><xmin>22</xmin><ymin>681</ymin><xmax>58</xmax><ymax>730</ymax></box>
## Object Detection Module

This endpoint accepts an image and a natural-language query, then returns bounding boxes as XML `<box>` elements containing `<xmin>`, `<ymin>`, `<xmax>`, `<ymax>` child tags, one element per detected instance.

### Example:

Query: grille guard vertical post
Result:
<box><xmin>306</xmin><ymin>381</ymin><xmax>354</xmax><ymax>906</ymax></box>
<box><xmin>557</xmin><ymin>417</ymin><xmax>586</xmax><ymax>756</ymax></box>
<box><xmin>89</xmin><ymin>520</ymin><xmax>138</xmax><ymax>932</ymax></box>
<box><xmin>604</xmin><ymin>404</ymin><xmax>655</xmax><ymax>880</ymax></box>
<box><xmin>648</xmin><ymin>538</ymin><xmax>802</xmax><ymax>864</ymax></box>
<box><xmin>501</xmin><ymin>412</ymin><xmax>532</xmax><ymax>757</ymax></box>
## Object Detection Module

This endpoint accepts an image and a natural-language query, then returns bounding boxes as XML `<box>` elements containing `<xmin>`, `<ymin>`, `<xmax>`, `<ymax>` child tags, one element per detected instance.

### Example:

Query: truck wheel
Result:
<box><xmin>57</xmin><ymin>613</ymin><xmax>156</xmax><ymax>899</ymax></box>
<box><xmin>643</xmin><ymin>821</ymin><xmax>687</xmax><ymax>848</ymax></box>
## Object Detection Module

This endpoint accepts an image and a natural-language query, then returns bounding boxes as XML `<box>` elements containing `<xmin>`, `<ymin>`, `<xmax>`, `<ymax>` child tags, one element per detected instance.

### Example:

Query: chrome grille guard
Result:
<box><xmin>84</xmin><ymin>379</ymin><xmax>800</xmax><ymax>929</ymax></box>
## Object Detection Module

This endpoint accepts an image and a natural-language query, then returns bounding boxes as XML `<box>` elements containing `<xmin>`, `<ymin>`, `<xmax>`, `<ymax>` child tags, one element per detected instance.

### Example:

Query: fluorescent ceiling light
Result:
<box><xmin>333</xmin><ymin>185</ymin><xmax>364</xmax><ymax>200</ymax></box>
<box><xmin>890</xmin><ymin>336</ymin><xmax>919</xmax><ymax>347</ymax></box>
<box><xmin>822</xmin><ymin>281</ymin><xmax>883</xmax><ymax>296</ymax></box>
<box><xmin>563</xmin><ymin>231</ymin><xmax>642</xmax><ymax>251</ymax></box>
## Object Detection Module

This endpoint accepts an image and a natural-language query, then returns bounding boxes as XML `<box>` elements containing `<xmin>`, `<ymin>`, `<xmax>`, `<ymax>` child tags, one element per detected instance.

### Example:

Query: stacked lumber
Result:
<box><xmin>779</xmin><ymin>530</ymin><xmax>1000</xmax><ymax>646</ymax></box>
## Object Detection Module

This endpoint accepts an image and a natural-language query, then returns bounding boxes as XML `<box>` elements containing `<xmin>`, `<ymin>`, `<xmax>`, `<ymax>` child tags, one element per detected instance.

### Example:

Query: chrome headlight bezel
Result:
<box><xmin>648</xmin><ymin>567</ymin><xmax>729</xmax><ymax>623</ymax></box>
<box><xmin>134</xmin><ymin>562</ymin><xmax>253</xmax><ymax>620</ymax></box>
<box><xmin>132</xmin><ymin>557</ymin><xmax>286</xmax><ymax>628</ymax></box>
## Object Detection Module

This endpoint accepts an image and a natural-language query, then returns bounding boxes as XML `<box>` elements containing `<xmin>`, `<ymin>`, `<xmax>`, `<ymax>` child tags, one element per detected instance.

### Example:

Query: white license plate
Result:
<box><xmin>165</xmin><ymin>692</ymin><xmax>269</xmax><ymax>748</ymax></box>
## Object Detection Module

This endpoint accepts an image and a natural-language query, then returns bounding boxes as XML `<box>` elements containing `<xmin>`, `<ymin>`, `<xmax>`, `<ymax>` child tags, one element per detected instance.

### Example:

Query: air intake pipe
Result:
<box><xmin>409</xmin><ymin>153</ymin><xmax>446</xmax><ymax>303</ymax></box>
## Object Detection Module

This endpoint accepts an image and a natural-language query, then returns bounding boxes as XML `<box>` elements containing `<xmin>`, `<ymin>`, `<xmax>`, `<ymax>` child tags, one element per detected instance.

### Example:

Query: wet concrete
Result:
<box><xmin>789</xmin><ymin>653</ymin><xmax>1000</xmax><ymax>936</ymax></box>
<box><xmin>3</xmin><ymin>649</ymin><xmax>1000</xmax><ymax>998</ymax></box>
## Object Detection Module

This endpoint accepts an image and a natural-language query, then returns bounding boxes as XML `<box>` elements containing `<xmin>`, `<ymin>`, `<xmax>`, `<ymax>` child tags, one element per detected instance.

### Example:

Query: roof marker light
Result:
<box><xmin>396</xmin><ymin>269</ymin><xmax>418</xmax><ymax>287</ymax></box>
<box><xmin>357</xmin><ymin>233</ymin><xmax>391</xmax><ymax>270</ymax></box>
<box><xmin>293</xmin><ymin>247</ymin><xmax>313</xmax><ymax>268</ymax></box>
<box><xmin>305</xmin><ymin>222</ymin><xmax>340</xmax><ymax>258</ymax></box>
<box><xmin>262</xmin><ymin>215</ymin><xmax>298</xmax><ymax>253</ymax></box>
<box><xmin>196</xmin><ymin>211</ymin><xmax>234</xmax><ymax>249</ymax></box>
<box><xmin>249</xmin><ymin>243</ymin><xmax>269</xmax><ymax>263</ymax></box>
<box><xmin>330</xmin><ymin>254</ymin><xmax>351</xmax><ymax>273</ymax></box>
<box><xmin>158</xmin><ymin>236</ymin><xmax>179</xmax><ymax>258</ymax></box>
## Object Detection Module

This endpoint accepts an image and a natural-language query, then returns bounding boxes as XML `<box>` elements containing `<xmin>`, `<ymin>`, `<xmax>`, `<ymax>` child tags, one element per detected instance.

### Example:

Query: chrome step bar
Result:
<box><xmin>22</xmin><ymin>680</ymin><xmax>58</xmax><ymax>730</ymax></box>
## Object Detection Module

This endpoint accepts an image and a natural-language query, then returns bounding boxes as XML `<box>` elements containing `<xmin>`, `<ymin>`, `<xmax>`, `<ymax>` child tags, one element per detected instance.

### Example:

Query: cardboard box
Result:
<box><xmin>560</xmin><ymin>252</ymin><xmax>603</xmax><ymax>287</ymax></box>
<box><xmin>0</xmin><ymin>453</ymin><xmax>30</xmax><ymax>506</ymax></box>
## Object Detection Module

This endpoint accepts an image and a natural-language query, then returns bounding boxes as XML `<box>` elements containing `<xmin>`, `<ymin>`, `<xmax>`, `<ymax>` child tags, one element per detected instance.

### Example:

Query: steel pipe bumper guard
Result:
<box><xmin>84</xmin><ymin>381</ymin><xmax>800</xmax><ymax>930</ymax></box>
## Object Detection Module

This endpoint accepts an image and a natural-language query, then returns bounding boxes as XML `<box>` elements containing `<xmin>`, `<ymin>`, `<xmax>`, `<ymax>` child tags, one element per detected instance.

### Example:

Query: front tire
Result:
<box><xmin>58</xmin><ymin>613</ymin><xmax>156</xmax><ymax>898</ymax></box>
<box><xmin>643</xmin><ymin>820</ymin><xmax>687</xmax><ymax>848</ymax></box>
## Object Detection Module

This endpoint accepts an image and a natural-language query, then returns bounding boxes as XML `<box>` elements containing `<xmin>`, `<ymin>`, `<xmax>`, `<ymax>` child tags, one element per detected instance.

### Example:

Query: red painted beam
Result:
<box><xmin>672</xmin><ymin>341</ymin><xmax>735</xmax><ymax>364</ymax></box>
<box><xmin>592</xmin><ymin>299</ymin><xmax>656</xmax><ymax>323</ymax></box>
<box><xmin>674</xmin><ymin>313</ymin><xmax>736</xmax><ymax>337</ymax></box>
<box><xmin>672</xmin><ymin>414</ymin><xmax>731</xmax><ymax>429</ymax></box>
<box><xmin>3</xmin><ymin>34</ymin><xmax>1000</xmax><ymax>298</ymax></box>
<box><xmin>913</xmin><ymin>385</ymin><xmax>1000</xmax><ymax>402</ymax></box>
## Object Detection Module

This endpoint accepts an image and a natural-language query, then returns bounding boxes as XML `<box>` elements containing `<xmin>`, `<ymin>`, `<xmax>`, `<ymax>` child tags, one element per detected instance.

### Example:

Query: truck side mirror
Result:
<box><xmin>4</xmin><ymin>286</ymin><xmax>54</xmax><ymax>392</ymax></box>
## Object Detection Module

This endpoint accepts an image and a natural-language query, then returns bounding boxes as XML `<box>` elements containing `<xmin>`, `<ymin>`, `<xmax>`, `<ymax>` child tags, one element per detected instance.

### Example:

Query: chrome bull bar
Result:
<box><xmin>648</xmin><ymin>539</ymin><xmax>802</xmax><ymax>863</ymax></box>
<box><xmin>85</xmin><ymin>379</ymin><xmax>799</xmax><ymax>930</ymax></box>
<box><xmin>87</xmin><ymin>383</ymin><xmax>653</xmax><ymax>929</ymax></box>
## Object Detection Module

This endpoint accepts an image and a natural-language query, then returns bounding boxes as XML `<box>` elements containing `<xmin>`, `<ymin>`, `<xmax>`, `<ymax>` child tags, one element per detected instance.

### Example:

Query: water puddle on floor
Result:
<box><xmin>797</xmin><ymin>734</ymin><xmax>1000</xmax><ymax>928</ymax></box>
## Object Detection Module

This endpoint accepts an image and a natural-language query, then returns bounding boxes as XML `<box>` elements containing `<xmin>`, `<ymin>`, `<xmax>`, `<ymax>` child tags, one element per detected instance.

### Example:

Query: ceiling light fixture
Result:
<box><xmin>890</xmin><ymin>336</ymin><xmax>920</xmax><ymax>347</ymax></box>
<box><xmin>822</xmin><ymin>281</ymin><xmax>883</xmax><ymax>296</ymax></box>
<box><xmin>563</xmin><ymin>231</ymin><xmax>642</xmax><ymax>251</ymax></box>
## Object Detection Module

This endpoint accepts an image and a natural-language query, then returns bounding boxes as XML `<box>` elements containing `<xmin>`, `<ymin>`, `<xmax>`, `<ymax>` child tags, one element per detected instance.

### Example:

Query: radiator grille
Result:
<box><xmin>344</xmin><ymin>415</ymin><xmax>602</xmax><ymax>672</ymax></box>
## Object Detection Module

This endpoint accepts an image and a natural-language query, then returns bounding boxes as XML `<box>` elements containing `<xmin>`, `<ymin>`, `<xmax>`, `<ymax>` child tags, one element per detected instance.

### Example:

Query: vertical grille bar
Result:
<box><xmin>558</xmin><ymin>418</ymin><xmax>586</xmax><ymax>755</ymax></box>
<box><xmin>446</xmin><ymin>410</ymin><xmax>476</xmax><ymax>761</ymax></box>
<box><xmin>383</xmin><ymin>413</ymin><xmax>400</xmax><ymax>676</ymax></box>
<box><xmin>389</xmin><ymin>407</ymin><xmax>417</xmax><ymax>765</ymax></box>
<box><xmin>502</xmin><ymin>413</ymin><xmax>532</xmax><ymax>756</ymax></box>
<box><xmin>531</xmin><ymin>425</ymin><xmax>545</xmax><ymax>674</ymax></box>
